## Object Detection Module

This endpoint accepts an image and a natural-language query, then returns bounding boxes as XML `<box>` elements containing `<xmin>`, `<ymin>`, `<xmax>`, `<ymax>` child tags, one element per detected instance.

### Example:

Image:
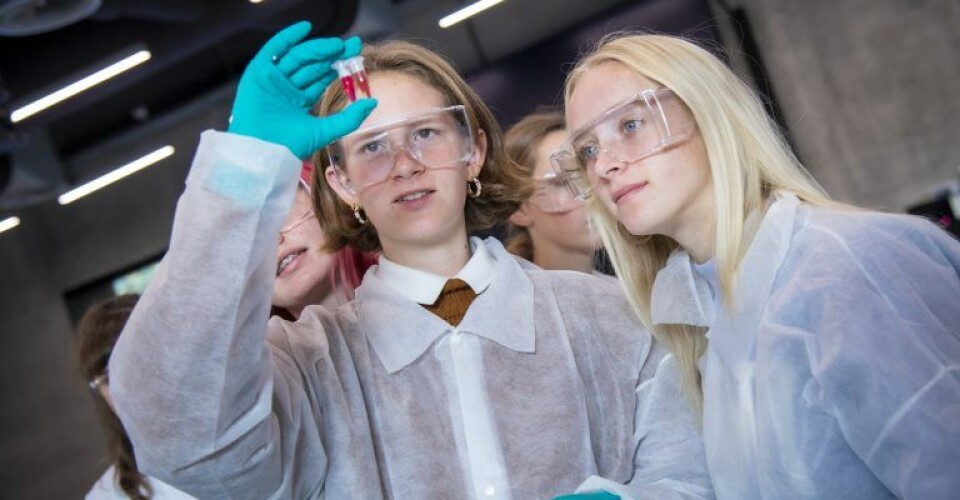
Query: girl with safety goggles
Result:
<box><xmin>501</xmin><ymin>110</ymin><xmax>604</xmax><ymax>275</ymax></box>
<box><xmin>309</xmin><ymin>37</ymin><xmax>710</xmax><ymax>500</ymax></box>
<box><xmin>561</xmin><ymin>33</ymin><xmax>960</xmax><ymax>499</ymax></box>
<box><xmin>108</xmin><ymin>23</ymin><xmax>711</xmax><ymax>500</ymax></box>
<box><xmin>271</xmin><ymin>163</ymin><xmax>377</xmax><ymax>321</ymax></box>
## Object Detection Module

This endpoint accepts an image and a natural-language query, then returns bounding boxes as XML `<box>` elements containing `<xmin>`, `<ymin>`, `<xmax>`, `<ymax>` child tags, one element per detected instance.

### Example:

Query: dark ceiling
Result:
<box><xmin>2</xmin><ymin>0</ymin><xmax>358</xmax><ymax>155</ymax></box>
<box><xmin>0</xmin><ymin>0</ymin><xmax>712</xmax><ymax>211</ymax></box>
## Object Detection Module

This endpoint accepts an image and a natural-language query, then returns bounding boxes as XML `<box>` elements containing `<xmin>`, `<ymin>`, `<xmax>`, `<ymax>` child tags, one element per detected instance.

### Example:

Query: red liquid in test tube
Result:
<box><xmin>340</xmin><ymin>75</ymin><xmax>357</xmax><ymax>101</ymax></box>
<box><xmin>347</xmin><ymin>56</ymin><xmax>371</xmax><ymax>98</ymax></box>
<box><xmin>354</xmin><ymin>70</ymin><xmax>371</xmax><ymax>98</ymax></box>
<box><xmin>332</xmin><ymin>60</ymin><xmax>357</xmax><ymax>102</ymax></box>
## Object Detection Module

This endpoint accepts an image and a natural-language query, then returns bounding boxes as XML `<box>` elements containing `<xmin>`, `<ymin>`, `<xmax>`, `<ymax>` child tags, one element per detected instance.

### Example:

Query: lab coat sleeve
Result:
<box><xmin>108</xmin><ymin>130</ymin><xmax>328</xmax><ymax>498</ymax></box>
<box><xmin>577</xmin><ymin>341</ymin><xmax>713</xmax><ymax>499</ymax></box>
<box><xmin>786</xmin><ymin>216</ymin><xmax>960</xmax><ymax>499</ymax></box>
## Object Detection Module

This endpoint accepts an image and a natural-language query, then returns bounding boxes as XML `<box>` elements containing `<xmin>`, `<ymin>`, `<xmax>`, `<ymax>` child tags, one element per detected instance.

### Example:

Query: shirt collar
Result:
<box><xmin>357</xmin><ymin>237</ymin><xmax>535</xmax><ymax>373</ymax></box>
<box><xmin>650</xmin><ymin>191</ymin><xmax>800</xmax><ymax>368</ymax></box>
<box><xmin>375</xmin><ymin>237</ymin><xmax>495</xmax><ymax>305</ymax></box>
<box><xmin>650</xmin><ymin>251</ymin><xmax>716</xmax><ymax>327</ymax></box>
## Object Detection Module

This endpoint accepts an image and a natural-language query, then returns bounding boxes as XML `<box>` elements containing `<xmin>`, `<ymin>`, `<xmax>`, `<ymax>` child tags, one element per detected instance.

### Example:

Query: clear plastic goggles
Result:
<box><xmin>528</xmin><ymin>171</ymin><xmax>584</xmax><ymax>214</ymax></box>
<box><xmin>551</xmin><ymin>89</ymin><xmax>693</xmax><ymax>199</ymax></box>
<box><xmin>327</xmin><ymin>105</ymin><xmax>475</xmax><ymax>193</ymax></box>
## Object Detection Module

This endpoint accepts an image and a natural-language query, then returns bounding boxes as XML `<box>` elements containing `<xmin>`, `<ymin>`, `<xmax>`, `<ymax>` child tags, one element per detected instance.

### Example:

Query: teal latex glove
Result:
<box><xmin>228</xmin><ymin>21</ymin><xmax>376</xmax><ymax>159</ymax></box>
<box><xmin>553</xmin><ymin>492</ymin><xmax>621</xmax><ymax>500</ymax></box>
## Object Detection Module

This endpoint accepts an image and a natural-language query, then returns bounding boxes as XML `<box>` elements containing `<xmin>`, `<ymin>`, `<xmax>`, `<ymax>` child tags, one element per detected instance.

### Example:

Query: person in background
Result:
<box><xmin>107</xmin><ymin>23</ymin><xmax>711</xmax><ymax>499</ymax></box>
<box><xmin>502</xmin><ymin>110</ymin><xmax>603</xmax><ymax>275</ymax></box>
<box><xmin>271</xmin><ymin>162</ymin><xmax>377</xmax><ymax>320</ymax></box>
<box><xmin>559</xmin><ymin>32</ymin><xmax>960</xmax><ymax>498</ymax></box>
<box><xmin>76</xmin><ymin>171</ymin><xmax>363</xmax><ymax>498</ymax></box>
<box><xmin>76</xmin><ymin>294</ymin><xmax>195</xmax><ymax>500</ymax></box>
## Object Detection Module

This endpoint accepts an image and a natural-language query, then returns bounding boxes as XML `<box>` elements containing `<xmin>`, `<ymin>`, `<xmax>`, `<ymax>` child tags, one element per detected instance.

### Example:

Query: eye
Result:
<box><xmin>360</xmin><ymin>140</ymin><xmax>386</xmax><ymax>155</ymax></box>
<box><xmin>621</xmin><ymin>118</ymin><xmax>643</xmax><ymax>134</ymax></box>
<box><xmin>546</xmin><ymin>177</ymin><xmax>566</xmax><ymax>189</ymax></box>
<box><xmin>576</xmin><ymin>143</ymin><xmax>600</xmax><ymax>162</ymax></box>
<box><xmin>413</xmin><ymin>128</ymin><xmax>438</xmax><ymax>141</ymax></box>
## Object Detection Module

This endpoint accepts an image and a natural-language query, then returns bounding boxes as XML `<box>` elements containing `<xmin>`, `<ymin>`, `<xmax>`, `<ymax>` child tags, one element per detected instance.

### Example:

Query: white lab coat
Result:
<box><xmin>108</xmin><ymin>131</ymin><xmax>712</xmax><ymax>499</ymax></box>
<box><xmin>651</xmin><ymin>191</ymin><xmax>960</xmax><ymax>499</ymax></box>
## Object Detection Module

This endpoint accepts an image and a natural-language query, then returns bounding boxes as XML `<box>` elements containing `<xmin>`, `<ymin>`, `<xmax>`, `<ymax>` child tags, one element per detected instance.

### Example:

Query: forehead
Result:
<box><xmin>532</xmin><ymin>130</ymin><xmax>567</xmax><ymax>177</ymax></box>
<box><xmin>359</xmin><ymin>71</ymin><xmax>448</xmax><ymax>129</ymax></box>
<box><xmin>566</xmin><ymin>61</ymin><xmax>660</xmax><ymax>133</ymax></box>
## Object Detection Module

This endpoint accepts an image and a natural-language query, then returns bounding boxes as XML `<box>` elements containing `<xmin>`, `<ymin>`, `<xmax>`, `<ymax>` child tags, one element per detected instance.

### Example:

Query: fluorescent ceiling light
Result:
<box><xmin>0</xmin><ymin>216</ymin><xmax>20</xmax><ymax>234</ymax></box>
<box><xmin>439</xmin><ymin>0</ymin><xmax>505</xmax><ymax>28</ymax></box>
<box><xmin>59</xmin><ymin>145</ymin><xmax>175</xmax><ymax>205</ymax></box>
<box><xmin>11</xmin><ymin>49</ymin><xmax>152</xmax><ymax>123</ymax></box>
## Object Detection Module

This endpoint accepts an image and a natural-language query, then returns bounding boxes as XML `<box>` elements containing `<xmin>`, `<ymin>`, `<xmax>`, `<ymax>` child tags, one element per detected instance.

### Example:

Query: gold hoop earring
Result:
<box><xmin>467</xmin><ymin>177</ymin><xmax>482</xmax><ymax>199</ymax></box>
<box><xmin>352</xmin><ymin>204</ymin><xmax>367</xmax><ymax>225</ymax></box>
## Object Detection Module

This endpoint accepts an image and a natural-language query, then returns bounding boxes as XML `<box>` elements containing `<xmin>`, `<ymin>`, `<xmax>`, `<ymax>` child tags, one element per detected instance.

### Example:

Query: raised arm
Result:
<box><xmin>108</xmin><ymin>22</ymin><xmax>375</xmax><ymax>498</ymax></box>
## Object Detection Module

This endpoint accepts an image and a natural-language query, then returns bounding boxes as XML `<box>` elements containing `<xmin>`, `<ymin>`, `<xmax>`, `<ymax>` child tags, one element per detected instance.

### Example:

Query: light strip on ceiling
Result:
<box><xmin>58</xmin><ymin>145</ymin><xmax>175</xmax><ymax>205</ymax></box>
<box><xmin>11</xmin><ymin>49</ymin><xmax>152</xmax><ymax>123</ymax></box>
<box><xmin>0</xmin><ymin>216</ymin><xmax>20</xmax><ymax>234</ymax></box>
<box><xmin>439</xmin><ymin>0</ymin><xmax>505</xmax><ymax>28</ymax></box>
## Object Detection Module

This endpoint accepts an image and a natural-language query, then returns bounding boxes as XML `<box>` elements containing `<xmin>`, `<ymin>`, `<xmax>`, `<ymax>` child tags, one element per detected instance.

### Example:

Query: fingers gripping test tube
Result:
<box><xmin>332</xmin><ymin>56</ymin><xmax>371</xmax><ymax>102</ymax></box>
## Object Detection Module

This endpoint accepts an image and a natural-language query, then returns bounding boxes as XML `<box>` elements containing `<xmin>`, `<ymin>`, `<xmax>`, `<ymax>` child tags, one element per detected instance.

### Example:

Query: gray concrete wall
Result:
<box><xmin>709</xmin><ymin>0</ymin><xmax>960</xmax><ymax>209</ymax></box>
<box><xmin>0</xmin><ymin>90</ymin><xmax>231</xmax><ymax>499</ymax></box>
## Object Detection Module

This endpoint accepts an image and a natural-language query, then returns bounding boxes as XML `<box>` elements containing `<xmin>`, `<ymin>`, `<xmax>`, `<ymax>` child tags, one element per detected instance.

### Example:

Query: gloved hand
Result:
<box><xmin>228</xmin><ymin>21</ymin><xmax>376</xmax><ymax>159</ymax></box>
<box><xmin>553</xmin><ymin>492</ymin><xmax>621</xmax><ymax>500</ymax></box>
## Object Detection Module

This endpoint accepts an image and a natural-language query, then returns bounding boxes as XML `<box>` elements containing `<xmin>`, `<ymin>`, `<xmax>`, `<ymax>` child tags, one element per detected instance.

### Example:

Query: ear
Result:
<box><xmin>467</xmin><ymin>128</ymin><xmax>488</xmax><ymax>180</ymax></box>
<box><xmin>509</xmin><ymin>204</ymin><xmax>534</xmax><ymax>228</ymax></box>
<box><xmin>325</xmin><ymin>166</ymin><xmax>359</xmax><ymax>206</ymax></box>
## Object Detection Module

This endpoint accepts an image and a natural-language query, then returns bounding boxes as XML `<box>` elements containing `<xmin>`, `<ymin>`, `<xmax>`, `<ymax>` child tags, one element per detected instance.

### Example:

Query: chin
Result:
<box><xmin>620</xmin><ymin>218</ymin><xmax>659</xmax><ymax>238</ymax></box>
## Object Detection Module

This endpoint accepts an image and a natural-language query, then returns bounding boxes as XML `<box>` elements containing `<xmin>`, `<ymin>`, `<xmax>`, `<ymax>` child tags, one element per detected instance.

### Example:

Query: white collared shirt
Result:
<box><xmin>376</xmin><ymin>236</ymin><xmax>495</xmax><ymax>304</ymax></box>
<box><xmin>371</xmin><ymin>236</ymin><xmax>508</xmax><ymax>499</ymax></box>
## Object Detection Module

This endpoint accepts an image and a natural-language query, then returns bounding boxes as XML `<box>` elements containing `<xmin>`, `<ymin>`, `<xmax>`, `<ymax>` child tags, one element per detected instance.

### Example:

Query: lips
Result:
<box><xmin>277</xmin><ymin>248</ymin><xmax>307</xmax><ymax>277</ymax></box>
<box><xmin>393</xmin><ymin>188</ymin><xmax>435</xmax><ymax>204</ymax></box>
<box><xmin>612</xmin><ymin>182</ymin><xmax>648</xmax><ymax>204</ymax></box>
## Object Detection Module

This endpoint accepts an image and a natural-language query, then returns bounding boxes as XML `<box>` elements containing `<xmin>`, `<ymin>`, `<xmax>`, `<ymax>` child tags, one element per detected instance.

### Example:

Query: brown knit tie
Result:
<box><xmin>422</xmin><ymin>278</ymin><xmax>477</xmax><ymax>327</ymax></box>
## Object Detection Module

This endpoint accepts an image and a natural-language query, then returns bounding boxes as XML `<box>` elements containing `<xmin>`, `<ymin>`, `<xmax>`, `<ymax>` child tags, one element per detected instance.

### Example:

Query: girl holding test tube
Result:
<box><xmin>107</xmin><ymin>23</ymin><xmax>711</xmax><ymax>499</ymax></box>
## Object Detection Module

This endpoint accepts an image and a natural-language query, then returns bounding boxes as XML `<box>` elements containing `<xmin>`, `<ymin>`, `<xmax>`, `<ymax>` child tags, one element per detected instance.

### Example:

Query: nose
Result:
<box><xmin>594</xmin><ymin>149</ymin><xmax>625</xmax><ymax>180</ymax></box>
<box><xmin>391</xmin><ymin>148</ymin><xmax>425</xmax><ymax>180</ymax></box>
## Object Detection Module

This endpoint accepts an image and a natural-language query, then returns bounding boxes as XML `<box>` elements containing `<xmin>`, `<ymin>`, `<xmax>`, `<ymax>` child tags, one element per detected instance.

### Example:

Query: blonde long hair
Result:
<box><xmin>565</xmin><ymin>34</ymin><xmax>837</xmax><ymax>411</ymax></box>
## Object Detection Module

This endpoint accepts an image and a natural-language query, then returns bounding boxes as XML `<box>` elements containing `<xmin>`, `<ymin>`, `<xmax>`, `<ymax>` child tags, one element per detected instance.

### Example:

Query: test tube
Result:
<box><xmin>345</xmin><ymin>55</ymin><xmax>371</xmax><ymax>98</ymax></box>
<box><xmin>332</xmin><ymin>60</ymin><xmax>357</xmax><ymax>102</ymax></box>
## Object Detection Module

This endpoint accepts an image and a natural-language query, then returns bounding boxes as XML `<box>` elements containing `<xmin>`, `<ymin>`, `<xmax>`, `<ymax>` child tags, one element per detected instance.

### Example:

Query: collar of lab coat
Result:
<box><xmin>356</xmin><ymin>237</ymin><xmax>536</xmax><ymax>374</ymax></box>
<box><xmin>651</xmin><ymin>191</ymin><xmax>800</xmax><ymax>366</ymax></box>
<box><xmin>375</xmin><ymin>237</ymin><xmax>494</xmax><ymax>305</ymax></box>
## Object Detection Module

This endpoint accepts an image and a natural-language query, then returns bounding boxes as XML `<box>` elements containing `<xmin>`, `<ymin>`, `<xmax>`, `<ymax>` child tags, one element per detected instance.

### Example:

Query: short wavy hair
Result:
<box><xmin>310</xmin><ymin>40</ymin><xmax>526</xmax><ymax>253</ymax></box>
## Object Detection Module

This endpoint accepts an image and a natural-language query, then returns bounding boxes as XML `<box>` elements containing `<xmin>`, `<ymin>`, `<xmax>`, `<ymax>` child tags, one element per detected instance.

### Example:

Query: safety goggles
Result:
<box><xmin>278</xmin><ymin>208</ymin><xmax>314</xmax><ymax>242</ymax></box>
<box><xmin>527</xmin><ymin>171</ymin><xmax>584</xmax><ymax>214</ymax></box>
<box><xmin>327</xmin><ymin>105</ymin><xmax>475</xmax><ymax>193</ymax></box>
<box><xmin>550</xmin><ymin>89</ymin><xmax>694</xmax><ymax>199</ymax></box>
